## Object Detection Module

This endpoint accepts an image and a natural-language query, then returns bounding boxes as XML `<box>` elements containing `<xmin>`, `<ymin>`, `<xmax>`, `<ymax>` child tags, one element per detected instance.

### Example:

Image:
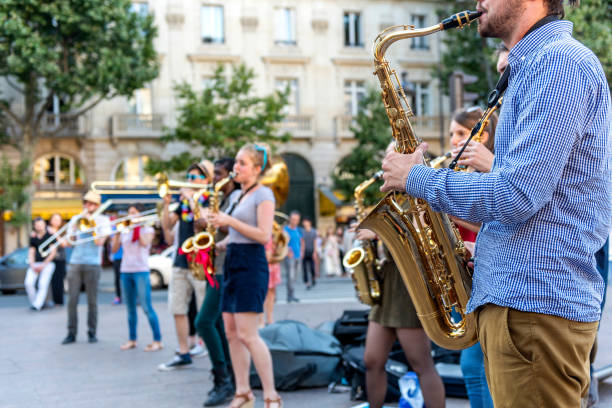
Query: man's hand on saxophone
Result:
<box><xmin>380</xmin><ymin>143</ymin><xmax>428</xmax><ymax>193</ymax></box>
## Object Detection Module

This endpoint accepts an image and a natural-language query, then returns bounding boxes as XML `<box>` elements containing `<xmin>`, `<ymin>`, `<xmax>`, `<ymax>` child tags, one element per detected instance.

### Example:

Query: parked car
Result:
<box><xmin>147</xmin><ymin>246</ymin><xmax>175</xmax><ymax>289</ymax></box>
<box><xmin>0</xmin><ymin>247</ymin><xmax>28</xmax><ymax>294</ymax></box>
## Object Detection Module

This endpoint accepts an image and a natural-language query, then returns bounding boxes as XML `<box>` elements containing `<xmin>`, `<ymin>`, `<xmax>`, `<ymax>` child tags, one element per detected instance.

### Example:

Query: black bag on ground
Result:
<box><xmin>340</xmin><ymin>343</ymin><xmax>468</xmax><ymax>401</ymax></box>
<box><xmin>249</xmin><ymin>320</ymin><xmax>342</xmax><ymax>391</ymax></box>
<box><xmin>332</xmin><ymin>309</ymin><xmax>370</xmax><ymax>346</ymax></box>
<box><xmin>340</xmin><ymin>344</ymin><xmax>409</xmax><ymax>402</ymax></box>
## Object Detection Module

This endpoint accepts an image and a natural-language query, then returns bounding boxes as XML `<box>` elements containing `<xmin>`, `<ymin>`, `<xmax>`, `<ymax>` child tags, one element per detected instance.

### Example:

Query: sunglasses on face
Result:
<box><xmin>186</xmin><ymin>174</ymin><xmax>207</xmax><ymax>181</ymax></box>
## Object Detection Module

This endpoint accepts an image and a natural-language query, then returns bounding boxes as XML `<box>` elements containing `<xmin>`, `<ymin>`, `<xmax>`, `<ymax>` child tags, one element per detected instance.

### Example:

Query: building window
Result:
<box><xmin>344</xmin><ymin>80</ymin><xmax>366</xmax><ymax>115</ymax></box>
<box><xmin>202</xmin><ymin>76</ymin><xmax>216</xmax><ymax>90</ymax></box>
<box><xmin>275</xmin><ymin>78</ymin><xmax>300</xmax><ymax>115</ymax></box>
<box><xmin>414</xmin><ymin>82</ymin><xmax>431</xmax><ymax>116</ymax></box>
<box><xmin>201</xmin><ymin>5</ymin><xmax>224</xmax><ymax>44</ymax></box>
<box><xmin>275</xmin><ymin>8</ymin><xmax>296</xmax><ymax>45</ymax></box>
<box><xmin>130</xmin><ymin>2</ymin><xmax>149</xmax><ymax>16</ymax></box>
<box><xmin>33</xmin><ymin>154</ymin><xmax>84</xmax><ymax>188</ymax></box>
<box><xmin>113</xmin><ymin>155</ymin><xmax>153</xmax><ymax>182</ymax></box>
<box><xmin>344</xmin><ymin>12</ymin><xmax>362</xmax><ymax>47</ymax></box>
<box><xmin>411</xmin><ymin>15</ymin><xmax>429</xmax><ymax>50</ymax></box>
<box><xmin>128</xmin><ymin>88</ymin><xmax>152</xmax><ymax>115</ymax></box>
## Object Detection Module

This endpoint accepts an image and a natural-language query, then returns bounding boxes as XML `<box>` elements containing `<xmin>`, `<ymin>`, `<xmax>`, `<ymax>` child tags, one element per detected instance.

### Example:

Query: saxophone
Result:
<box><xmin>343</xmin><ymin>171</ymin><xmax>384</xmax><ymax>306</ymax></box>
<box><xmin>182</xmin><ymin>175</ymin><xmax>233</xmax><ymax>280</ymax></box>
<box><xmin>359</xmin><ymin>10</ymin><xmax>481</xmax><ymax>350</ymax></box>
<box><xmin>432</xmin><ymin>98</ymin><xmax>503</xmax><ymax>170</ymax></box>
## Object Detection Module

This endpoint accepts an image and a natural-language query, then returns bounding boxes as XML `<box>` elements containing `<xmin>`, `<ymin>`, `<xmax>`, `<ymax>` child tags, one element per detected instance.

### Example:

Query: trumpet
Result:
<box><xmin>38</xmin><ymin>201</ymin><xmax>112</xmax><ymax>258</ymax></box>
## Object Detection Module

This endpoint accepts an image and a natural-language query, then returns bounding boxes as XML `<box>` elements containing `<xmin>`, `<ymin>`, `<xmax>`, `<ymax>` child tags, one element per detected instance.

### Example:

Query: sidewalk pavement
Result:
<box><xmin>1</xmin><ymin>267</ymin><xmax>611</xmax><ymax>407</ymax></box>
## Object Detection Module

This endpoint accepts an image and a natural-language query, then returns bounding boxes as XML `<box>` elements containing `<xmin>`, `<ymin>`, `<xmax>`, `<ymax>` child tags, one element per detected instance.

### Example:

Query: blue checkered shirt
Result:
<box><xmin>405</xmin><ymin>20</ymin><xmax>611</xmax><ymax>322</ymax></box>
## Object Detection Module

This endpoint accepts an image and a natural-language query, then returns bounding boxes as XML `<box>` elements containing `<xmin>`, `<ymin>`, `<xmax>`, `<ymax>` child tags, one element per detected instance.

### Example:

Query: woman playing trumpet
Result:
<box><xmin>207</xmin><ymin>143</ymin><xmax>282</xmax><ymax>408</ymax></box>
<box><xmin>158</xmin><ymin>160</ymin><xmax>213</xmax><ymax>371</ymax></box>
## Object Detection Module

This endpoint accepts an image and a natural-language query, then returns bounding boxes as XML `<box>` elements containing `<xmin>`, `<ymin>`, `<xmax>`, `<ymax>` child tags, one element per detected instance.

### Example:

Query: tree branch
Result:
<box><xmin>0</xmin><ymin>100</ymin><xmax>24</xmax><ymax>127</ymax></box>
<box><xmin>33</xmin><ymin>91</ymin><xmax>55</xmax><ymax>131</ymax></box>
<box><xmin>5</xmin><ymin>77</ymin><xmax>24</xmax><ymax>94</ymax></box>
<box><xmin>64</xmin><ymin>93</ymin><xmax>111</xmax><ymax>119</ymax></box>
<box><xmin>46</xmin><ymin>93</ymin><xmax>112</xmax><ymax>138</ymax></box>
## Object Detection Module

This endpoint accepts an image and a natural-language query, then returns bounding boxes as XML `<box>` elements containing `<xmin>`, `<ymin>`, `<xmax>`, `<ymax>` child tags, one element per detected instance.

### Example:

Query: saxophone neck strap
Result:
<box><xmin>487</xmin><ymin>15</ymin><xmax>559</xmax><ymax>107</ymax></box>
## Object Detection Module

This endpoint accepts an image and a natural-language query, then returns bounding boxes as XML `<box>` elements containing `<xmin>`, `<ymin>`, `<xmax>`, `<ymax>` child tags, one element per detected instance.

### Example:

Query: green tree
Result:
<box><xmin>566</xmin><ymin>0</ymin><xmax>611</xmax><ymax>82</ymax></box>
<box><xmin>0</xmin><ymin>0</ymin><xmax>159</xmax><ymax>162</ymax></box>
<box><xmin>146</xmin><ymin>64</ymin><xmax>290</xmax><ymax>174</ymax></box>
<box><xmin>435</xmin><ymin>0</ymin><xmax>611</xmax><ymax>103</ymax></box>
<box><xmin>0</xmin><ymin>156</ymin><xmax>31</xmax><ymax>247</ymax></box>
<box><xmin>434</xmin><ymin>1</ymin><xmax>498</xmax><ymax>106</ymax></box>
<box><xmin>332</xmin><ymin>87</ymin><xmax>390</xmax><ymax>205</ymax></box>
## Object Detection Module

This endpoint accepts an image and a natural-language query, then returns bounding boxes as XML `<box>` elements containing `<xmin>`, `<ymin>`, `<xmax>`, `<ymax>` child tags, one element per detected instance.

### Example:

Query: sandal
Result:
<box><xmin>144</xmin><ymin>341</ymin><xmax>163</xmax><ymax>352</ymax></box>
<box><xmin>229</xmin><ymin>390</ymin><xmax>255</xmax><ymax>408</ymax></box>
<box><xmin>120</xmin><ymin>340</ymin><xmax>137</xmax><ymax>350</ymax></box>
<box><xmin>264</xmin><ymin>395</ymin><xmax>282</xmax><ymax>408</ymax></box>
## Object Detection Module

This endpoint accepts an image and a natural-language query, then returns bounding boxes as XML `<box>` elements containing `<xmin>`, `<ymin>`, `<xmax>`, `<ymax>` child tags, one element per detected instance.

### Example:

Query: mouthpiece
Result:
<box><xmin>373</xmin><ymin>170</ymin><xmax>384</xmax><ymax>180</ymax></box>
<box><xmin>441</xmin><ymin>10</ymin><xmax>482</xmax><ymax>30</ymax></box>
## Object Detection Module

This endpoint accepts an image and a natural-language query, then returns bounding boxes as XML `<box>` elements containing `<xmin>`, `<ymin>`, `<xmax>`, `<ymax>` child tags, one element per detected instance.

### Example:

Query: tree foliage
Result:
<box><xmin>435</xmin><ymin>0</ymin><xmax>611</xmax><ymax>104</ymax></box>
<box><xmin>146</xmin><ymin>64</ymin><xmax>290</xmax><ymax>175</ymax></box>
<box><xmin>0</xmin><ymin>0</ymin><xmax>159</xmax><ymax>152</ymax></box>
<box><xmin>332</xmin><ymin>87</ymin><xmax>390</xmax><ymax>205</ymax></box>
<box><xmin>0</xmin><ymin>156</ymin><xmax>31</xmax><ymax>229</ymax></box>
<box><xmin>566</xmin><ymin>0</ymin><xmax>611</xmax><ymax>82</ymax></box>
<box><xmin>434</xmin><ymin>1</ymin><xmax>498</xmax><ymax>106</ymax></box>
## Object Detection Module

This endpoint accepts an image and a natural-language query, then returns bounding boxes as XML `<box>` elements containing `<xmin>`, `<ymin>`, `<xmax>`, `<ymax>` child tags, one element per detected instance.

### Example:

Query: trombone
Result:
<box><xmin>68</xmin><ymin>202</ymin><xmax>179</xmax><ymax>246</ymax></box>
<box><xmin>38</xmin><ymin>200</ymin><xmax>113</xmax><ymax>258</ymax></box>
<box><xmin>91</xmin><ymin>173</ymin><xmax>211</xmax><ymax>198</ymax></box>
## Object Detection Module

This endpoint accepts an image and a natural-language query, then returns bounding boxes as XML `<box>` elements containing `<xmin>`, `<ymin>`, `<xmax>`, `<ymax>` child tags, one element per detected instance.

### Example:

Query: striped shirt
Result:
<box><xmin>405</xmin><ymin>20</ymin><xmax>611</xmax><ymax>322</ymax></box>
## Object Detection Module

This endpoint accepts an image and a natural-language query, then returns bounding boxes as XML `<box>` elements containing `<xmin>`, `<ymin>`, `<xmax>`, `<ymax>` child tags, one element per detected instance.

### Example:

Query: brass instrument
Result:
<box><xmin>182</xmin><ymin>175</ymin><xmax>234</xmax><ymax>281</ymax></box>
<box><xmin>68</xmin><ymin>206</ymin><xmax>170</xmax><ymax>246</ymax></box>
<box><xmin>359</xmin><ymin>10</ymin><xmax>481</xmax><ymax>350</ymax></box>
<box><xmin>91</xmin><ymin>173</ymin><xmax>211</xmax><ymax>198</ymax></box>
<box><xmin>449</xmin><ymin>97</ymin><xmax>503</xmax><ymax>171</ymax></box>
<box><xmin>433</xmin><ymin>98</ymin><xmax>503</xmax><ymax>171</ymax></box>
<box><xmin>261</xmin><ymin>158</ymin><xmax>291</xmax><ymax>262</ymax></box>
<box><xmin>343</xmin><ymin>171</ymin><xmax>384</xmax><ymax>306</ymax></box>
<box><xmin>268</xmin><ymin>212</ymin><xmax>290</xmax><ymax>264</ymax></box>
<box><xmin>38</xmin><ymin>201</ymin><xmax>112</xmax><ymax>258</ymax></box>
<box><xmin>430</xmin><ymin>151</ymin><xmax>452</xmax><ymax>169</ymax></box>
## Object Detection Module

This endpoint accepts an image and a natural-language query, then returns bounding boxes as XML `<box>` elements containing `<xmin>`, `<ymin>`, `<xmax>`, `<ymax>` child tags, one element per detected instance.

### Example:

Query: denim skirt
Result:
<box><xmin>222</xmin><ymin>243</ymin><xmax>269</xmax><ymax>313</ymax></box>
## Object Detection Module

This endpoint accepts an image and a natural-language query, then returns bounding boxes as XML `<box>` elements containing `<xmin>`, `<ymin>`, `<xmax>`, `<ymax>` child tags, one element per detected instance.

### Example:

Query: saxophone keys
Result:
<box><xmin>395</xmin><ymin>118</ymin><xmax>406</xmax><ymax>128</ymax></box>
<box><xmin>387</xmin><ymin>107</ymin><xmax>398</xmax><ymax>118</ymax></box>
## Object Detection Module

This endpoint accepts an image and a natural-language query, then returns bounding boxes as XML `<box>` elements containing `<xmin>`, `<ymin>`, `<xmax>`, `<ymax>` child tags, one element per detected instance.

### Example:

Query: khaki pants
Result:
<box><xmin>476</xmin><ymin>304</ymin><xmax>598</xmax><ymax>408</ymax></box>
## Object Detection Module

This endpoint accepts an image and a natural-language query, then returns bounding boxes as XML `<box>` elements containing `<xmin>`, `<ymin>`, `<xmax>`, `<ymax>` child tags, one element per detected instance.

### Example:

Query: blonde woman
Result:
<box><xmin>323</xmin><ymin>227</ymin><xmax>342</xmax><ymax>277</ymax></box>
<box><xmin>208</xmin><ymin>143</ymin><xmax>281</xmax><ymax>408</ymax></box>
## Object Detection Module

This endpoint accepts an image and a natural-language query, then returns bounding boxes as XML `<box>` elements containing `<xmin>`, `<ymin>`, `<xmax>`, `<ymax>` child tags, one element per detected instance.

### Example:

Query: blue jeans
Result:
<box><xmin>121</xmin><ymin>272</ymin><xmax>161</xmax><ymax>341</ymax></box>
<box><xmin>460</xmin><ymin>342</ymin><xmax>493</xmax><ymax>408</ymax></box>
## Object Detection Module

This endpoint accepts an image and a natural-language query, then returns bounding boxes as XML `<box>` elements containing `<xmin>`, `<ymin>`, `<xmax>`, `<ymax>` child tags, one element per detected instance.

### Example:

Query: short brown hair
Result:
<box><xmin>544</xmin><ymin>0</ymin><xmax>579</xmax><ymax>18</ymax></box>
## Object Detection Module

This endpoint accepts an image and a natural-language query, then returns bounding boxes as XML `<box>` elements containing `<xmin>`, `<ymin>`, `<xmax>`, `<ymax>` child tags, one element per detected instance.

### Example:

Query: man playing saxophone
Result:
<box><xmin>380</xmin><ymin>1</ymin><xmax>610</xmax><ymax>406</ymax></box>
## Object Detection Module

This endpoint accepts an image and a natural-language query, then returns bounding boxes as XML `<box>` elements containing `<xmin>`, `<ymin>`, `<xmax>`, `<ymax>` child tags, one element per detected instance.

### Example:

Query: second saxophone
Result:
<box><xmin>343</xmin><ymin>171</ymin><xmax>384</xmax><ymax>306</ymax></box>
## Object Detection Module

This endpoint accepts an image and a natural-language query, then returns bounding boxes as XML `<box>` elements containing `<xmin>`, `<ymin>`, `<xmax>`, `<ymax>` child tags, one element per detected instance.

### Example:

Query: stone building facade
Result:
<box><xmin>1</xmin><ymin>0</ymin><xmax>450</xmax><ymax>254</ymax></box>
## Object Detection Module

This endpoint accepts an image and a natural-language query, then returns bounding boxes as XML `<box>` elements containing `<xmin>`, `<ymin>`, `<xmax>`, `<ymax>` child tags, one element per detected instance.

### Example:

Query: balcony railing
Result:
<box><xmin>334</xmin><ymin>114</ymin><xmax>355</xmax><ymax>139</ymax></box>
<box><xmin>111</xmin><ymin>114</ymin><xmax>164</xmax><ymax>138</ymax></box>
<box><xmin>43</xmin><ymin>114</ymin><xmax>84</xmax><ymax>137</ymax></box>
<box><xmin>335</xmin><ymin>114</ymin><xmax>448</xmax><ymax>139</ymax></box>
<box><xmin>278</xmin><ymin>114</ymin><xmax>314</xmax><ymax>139</ymax></box>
